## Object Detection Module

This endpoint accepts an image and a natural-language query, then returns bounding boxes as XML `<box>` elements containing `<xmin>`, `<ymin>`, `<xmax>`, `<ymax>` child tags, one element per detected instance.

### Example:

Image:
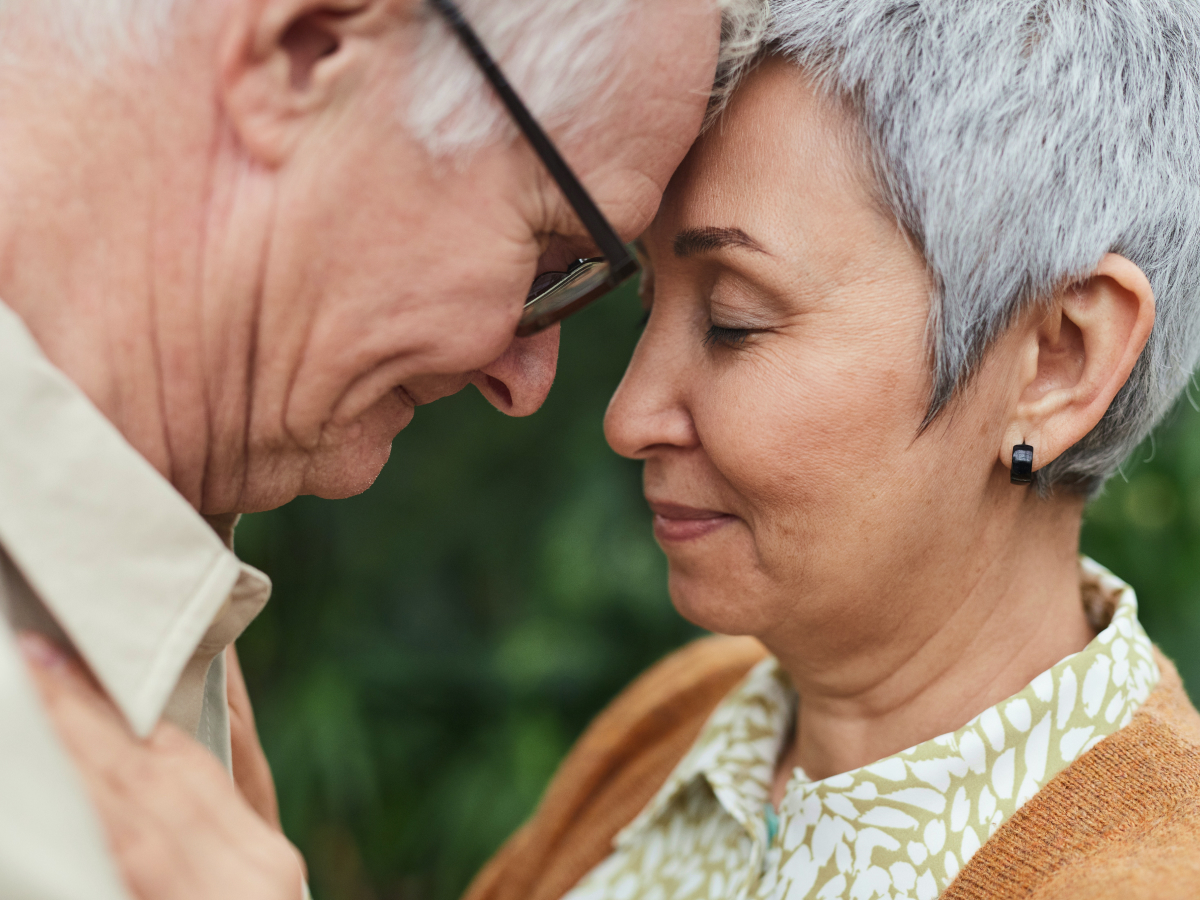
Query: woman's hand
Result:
<box><xmin>226</xmin><ymin>644</ymin><xmax>283</xmax><ymax>830</ymax></box>
<box><xmin>225</xmin><ymin>644</ymin><xmax>309</xmax><ymax>878</ymax></box>
<box><xmin>18</xmin><ymin>632</ymin><xmax>305</xmax><ymax>900</ymax></box>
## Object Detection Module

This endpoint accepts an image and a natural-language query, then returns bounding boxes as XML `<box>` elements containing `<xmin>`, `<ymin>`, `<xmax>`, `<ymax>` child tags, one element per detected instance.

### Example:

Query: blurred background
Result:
<box><xmin>234</xmin><ymin>282</ymin><xmax>1200</xmax><ymax>900</ymax></box>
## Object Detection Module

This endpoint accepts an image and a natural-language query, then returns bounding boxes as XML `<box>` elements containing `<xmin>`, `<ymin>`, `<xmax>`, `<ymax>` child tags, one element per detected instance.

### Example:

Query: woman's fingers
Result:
<box><xmin>17</xmin><ymin>632</ymin><xmax>141</xmax><ymax>776</ymax></box>
<box><xmin>18</xmin><ymin>632</ymin><xmax>305</xmax><ymax>900</ymax></box>
<box><xmin>226</xmin><ymin>644</ymin><xmax>283</xmax><ymax>830</ymax></box>
<box><xmin>225</xmin><ymin>645</ymin><xmax>308</xmax><ymax>879</ymax></box>
<box><xmin>18</xmin><ymin>633</ymin><xmax>206</xmax><ymax>895</ymax></box>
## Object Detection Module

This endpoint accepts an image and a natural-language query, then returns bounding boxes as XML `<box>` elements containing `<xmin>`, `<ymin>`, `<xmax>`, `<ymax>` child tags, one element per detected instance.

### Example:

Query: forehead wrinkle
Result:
<box><xmin>673</xmin><ymin>226</ymin><xmax>770</xmax><ymax>258</ymax></box>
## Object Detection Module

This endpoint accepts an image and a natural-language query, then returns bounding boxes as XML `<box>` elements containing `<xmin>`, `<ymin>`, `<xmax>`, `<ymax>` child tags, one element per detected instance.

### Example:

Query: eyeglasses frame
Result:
<box><xmin>427</xmin><ymin>0</ymin><xmax>640</xmax><ymax>336</ymax></box>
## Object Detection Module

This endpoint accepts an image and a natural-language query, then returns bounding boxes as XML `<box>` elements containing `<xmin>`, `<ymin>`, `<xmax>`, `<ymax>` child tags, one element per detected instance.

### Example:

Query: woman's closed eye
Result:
<box><xmin>704</xmin><ymin>323</ymin><xmax>757</xmax><ymax>348</ymax></box>
<box><xmin>703</xmin><ymin>284</ymin><xmax>775</xmax><ymax>349</ymax></box>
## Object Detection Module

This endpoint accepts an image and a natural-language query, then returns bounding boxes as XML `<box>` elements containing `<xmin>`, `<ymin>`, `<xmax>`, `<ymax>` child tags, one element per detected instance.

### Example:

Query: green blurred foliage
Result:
<box><xmin>235</xmin><ymin>286</ymin><xmax>701</xmax><ymax>900</ymax></box>
<box><xmin>1079</xmin><ymin>395</ymin><xmax>1200</xmax><ymax>700</ymax></box>
<box><xmin>234</xmin><ymin>283</ymin><xmax>1200</xmax><ymax>900</ymax></box>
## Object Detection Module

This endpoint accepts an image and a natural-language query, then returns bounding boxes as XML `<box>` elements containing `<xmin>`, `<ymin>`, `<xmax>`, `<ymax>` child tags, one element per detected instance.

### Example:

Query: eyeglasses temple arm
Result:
<box><xmin>427</xmin><ymin>0</ymin><xmax>639</xmax><ymax>286</ymax></box>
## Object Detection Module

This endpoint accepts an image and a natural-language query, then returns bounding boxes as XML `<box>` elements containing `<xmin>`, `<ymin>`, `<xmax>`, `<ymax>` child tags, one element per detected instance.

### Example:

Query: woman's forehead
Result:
<box><xmin>648</xmin><ymin>59</ymin><xmax>884</xmax><ymax>267</ymax></box>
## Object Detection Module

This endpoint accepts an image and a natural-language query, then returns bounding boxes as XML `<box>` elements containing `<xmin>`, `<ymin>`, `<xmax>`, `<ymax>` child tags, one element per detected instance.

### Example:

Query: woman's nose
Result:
<box><xmin>471</xmin><ymin>325</ymin><xmax>561</xmax><ymax>416</ymax></box>
<box><xmin>604</xmin><ymin>329</ymin><xmax>698</xmax><ymax>459</ymax></box>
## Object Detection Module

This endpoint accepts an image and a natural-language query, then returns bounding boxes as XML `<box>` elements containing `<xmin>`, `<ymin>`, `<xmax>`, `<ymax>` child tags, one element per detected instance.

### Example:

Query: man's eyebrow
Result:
<box><xmin>672</xmin><ymin>226</ymin><xmax>769</xmax><ymax>258</ymax></box>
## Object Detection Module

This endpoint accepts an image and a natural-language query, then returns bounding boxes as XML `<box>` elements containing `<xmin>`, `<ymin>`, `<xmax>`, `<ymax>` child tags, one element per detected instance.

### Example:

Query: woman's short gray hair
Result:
<box><xmin>408</xmin><ymin>0</ymin><xmax>771</xmax><ymax>154</ymax></box>
<box><xmin>770</xmin><ymin>0</ymin><xmax>1200</xmax><ymax>495</ymax></box>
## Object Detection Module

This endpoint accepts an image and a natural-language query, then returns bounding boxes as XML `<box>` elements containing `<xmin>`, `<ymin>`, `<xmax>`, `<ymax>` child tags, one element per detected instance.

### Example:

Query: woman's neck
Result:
<box><xmin>768</xmin><ymin>496</ymin><xmax>1094</xmax><ymax>805</ymax></box>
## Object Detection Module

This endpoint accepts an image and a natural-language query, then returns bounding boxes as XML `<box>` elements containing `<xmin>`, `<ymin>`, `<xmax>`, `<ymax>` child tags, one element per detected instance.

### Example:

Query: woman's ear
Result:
<box><xmin>218</xmin><ymin>0</ymin><xmax>383</xmax><ymax>165</ymax></box>
<box><xmin>1001</xmin><ymin>253</ymin><xmax>1155</xmax><ymax>476</ymax></box>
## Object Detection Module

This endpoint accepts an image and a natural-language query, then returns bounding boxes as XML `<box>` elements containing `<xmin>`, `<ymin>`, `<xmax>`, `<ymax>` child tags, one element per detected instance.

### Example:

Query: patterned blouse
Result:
<box><xmin>562</xmin><ymin>558</ymin><xmax>1160</xmax><ymax>900</ymax></box>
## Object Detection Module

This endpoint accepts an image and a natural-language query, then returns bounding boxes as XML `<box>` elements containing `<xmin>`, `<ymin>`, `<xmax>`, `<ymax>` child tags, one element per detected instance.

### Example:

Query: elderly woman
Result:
<box><xmin>18</xmin><ymin>0</ymin><xmax>1200</xmax><ymax>899</ymax></box>
<box><xmin>463</xmin><ymin>3</ymin><xmax>1200</xmax><ymax>899</ymax></box>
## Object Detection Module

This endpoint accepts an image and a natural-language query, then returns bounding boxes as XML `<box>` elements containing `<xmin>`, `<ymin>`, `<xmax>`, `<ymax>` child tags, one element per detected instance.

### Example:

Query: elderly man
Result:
<box><xmin>0</xmin><ymin>0</ymin><xmax>766</xmax><ymax>896</ymax></box>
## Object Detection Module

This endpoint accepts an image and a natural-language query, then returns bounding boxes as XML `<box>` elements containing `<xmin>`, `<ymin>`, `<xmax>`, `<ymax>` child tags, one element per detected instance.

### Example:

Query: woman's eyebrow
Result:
<box><xmin>673</xmin><ymin>226</ymin><xmax>769</xmax><ymax>258</ymax></box>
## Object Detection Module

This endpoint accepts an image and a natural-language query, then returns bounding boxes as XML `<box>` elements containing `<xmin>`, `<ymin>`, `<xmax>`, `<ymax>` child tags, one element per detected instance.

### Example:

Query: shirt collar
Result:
<box><xmin>617</xmin><ymin>655</ymin><xmax>795</xmax><ymax>850</ymax></box>
<box><xmin>0</xmin><ymin>300</ymin><xmax>264</xmax><ymax>737</ymax></box>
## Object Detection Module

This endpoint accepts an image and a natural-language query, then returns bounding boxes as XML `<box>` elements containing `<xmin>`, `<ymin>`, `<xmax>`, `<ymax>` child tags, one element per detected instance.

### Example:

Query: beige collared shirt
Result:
<box><xmin>0</xmin><ymin>300</ymin><xmax>271</xmax><ymax>899</ymax></box>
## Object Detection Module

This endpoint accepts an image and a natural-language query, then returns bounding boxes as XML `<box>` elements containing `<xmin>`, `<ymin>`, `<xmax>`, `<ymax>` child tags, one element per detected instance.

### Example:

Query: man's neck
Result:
<box><xmin>769</xmin><ymin>495</ymin><xmax>1092</xmax><ymax>800</ymax></box>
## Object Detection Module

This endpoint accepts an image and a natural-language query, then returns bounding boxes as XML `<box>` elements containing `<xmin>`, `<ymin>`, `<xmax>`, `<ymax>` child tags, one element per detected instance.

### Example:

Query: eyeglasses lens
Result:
<box><xmin>517</xmin><ymin>258</ymin><xmax>612</xmax><ymax>337</ymax></box>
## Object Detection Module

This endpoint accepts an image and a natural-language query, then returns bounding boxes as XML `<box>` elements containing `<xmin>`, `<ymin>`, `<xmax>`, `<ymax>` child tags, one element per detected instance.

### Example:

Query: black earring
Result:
<box><xmin>1011</xmin><ymin>444</ymin><xmax>1034</xmax><ymax>485</ymax></box>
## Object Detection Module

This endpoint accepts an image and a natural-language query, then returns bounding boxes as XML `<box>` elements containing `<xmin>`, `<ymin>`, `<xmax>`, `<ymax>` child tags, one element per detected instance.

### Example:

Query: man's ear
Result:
<box><xmin>219</xmin><ymin>0</ymin><xmax>379</xmax><ymax>165</ymax></box>
<box><xmin>1000</xmin><ymin>253</ymin><xmax>1155</xmax><ymax>476</ymax></box>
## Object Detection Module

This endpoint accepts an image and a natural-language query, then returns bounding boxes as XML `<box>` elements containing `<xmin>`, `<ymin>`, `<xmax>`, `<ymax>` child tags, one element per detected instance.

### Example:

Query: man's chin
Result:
<box><xmin>226</xmin><ymin>401</ymin><xmax>412</xmax><ymax>513</ymax></box>
<box><xmin>305</xmin><ymin>401</ymin><xmax>413</xmax><ymax>500</ymax></box>
<box><xmin>309</xmin><ymin>464</ymin><xmax>388</xmax><ymax>500</ymax></box>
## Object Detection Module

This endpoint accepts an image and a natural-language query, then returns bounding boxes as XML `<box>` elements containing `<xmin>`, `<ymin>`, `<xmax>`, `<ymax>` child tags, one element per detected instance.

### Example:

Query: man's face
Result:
<box><xmin>223</xmin><ymin>0</ymin><xmax>721</xmax><ymax>513</ymax></box>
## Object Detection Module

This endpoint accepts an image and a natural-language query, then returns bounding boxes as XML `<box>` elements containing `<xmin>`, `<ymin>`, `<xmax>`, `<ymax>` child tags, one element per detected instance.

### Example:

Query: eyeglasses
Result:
<box><xmin>428</xmin><ymin>0</ymin><xmax>640</xmax><ymax>337</ymax></box>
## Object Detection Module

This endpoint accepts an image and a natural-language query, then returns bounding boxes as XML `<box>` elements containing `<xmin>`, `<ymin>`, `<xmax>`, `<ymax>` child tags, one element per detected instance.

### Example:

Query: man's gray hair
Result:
<box><xmin>769</xmin><ymin>0</ymin><xmax>1200</xmax><ymax>495</ymax></box>
<box><xmin>408</xmin><ymin>0</ymin><xmax>771</xmax><ymax>154</ymax></box>
<box><xmin>1</xmin><ymin>0</ymin><xmax>771</xmax><ymax>155</ymax></box>
<box><xmin>0</xmin><ymin>0</ymin><xmax>175</xmax><ymax>61</ymax></box>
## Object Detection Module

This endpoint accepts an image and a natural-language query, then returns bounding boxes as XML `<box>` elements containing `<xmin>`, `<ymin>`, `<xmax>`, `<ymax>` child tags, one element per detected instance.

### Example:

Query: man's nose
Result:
<box><xmin>471</xmin><ymin>325</ymin><xmax>561</xmax><ymax>416</ymax></box>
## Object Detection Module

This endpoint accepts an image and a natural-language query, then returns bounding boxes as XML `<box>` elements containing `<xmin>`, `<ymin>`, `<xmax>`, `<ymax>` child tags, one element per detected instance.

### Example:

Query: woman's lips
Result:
<box><xmin>648</xmin><ymin>501</ymin><xmax>736</xmax><ymax>542</ymax></box>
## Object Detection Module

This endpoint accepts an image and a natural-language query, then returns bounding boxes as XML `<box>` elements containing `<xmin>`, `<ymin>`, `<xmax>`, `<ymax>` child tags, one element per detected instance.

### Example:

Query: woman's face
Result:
<box><xmin>605</xmin><ymin>60</ymin><xmax>1022</xmax><ymax>658</ymax></box>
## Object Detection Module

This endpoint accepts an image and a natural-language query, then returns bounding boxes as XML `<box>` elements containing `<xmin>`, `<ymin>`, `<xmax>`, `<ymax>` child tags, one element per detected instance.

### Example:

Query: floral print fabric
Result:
<box><xmin>562</xmin><ymin>558</ymin><xmax>1159</xmax><ymax>900</ymax></box>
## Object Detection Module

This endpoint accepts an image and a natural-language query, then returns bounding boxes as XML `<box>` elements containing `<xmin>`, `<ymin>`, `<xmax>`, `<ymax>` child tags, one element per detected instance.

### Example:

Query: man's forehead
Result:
<box><xmin>555</xmin><ymin>1</ymin><xmax>721</xmax><ymax>197</ymax></box>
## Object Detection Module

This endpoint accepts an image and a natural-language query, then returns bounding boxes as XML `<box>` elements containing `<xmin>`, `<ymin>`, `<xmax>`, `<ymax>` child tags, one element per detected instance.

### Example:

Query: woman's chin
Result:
<box><xmin>666</xmin><ymin>568</ymin><xmax>774</xmax><ymax>637</ymax></box>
